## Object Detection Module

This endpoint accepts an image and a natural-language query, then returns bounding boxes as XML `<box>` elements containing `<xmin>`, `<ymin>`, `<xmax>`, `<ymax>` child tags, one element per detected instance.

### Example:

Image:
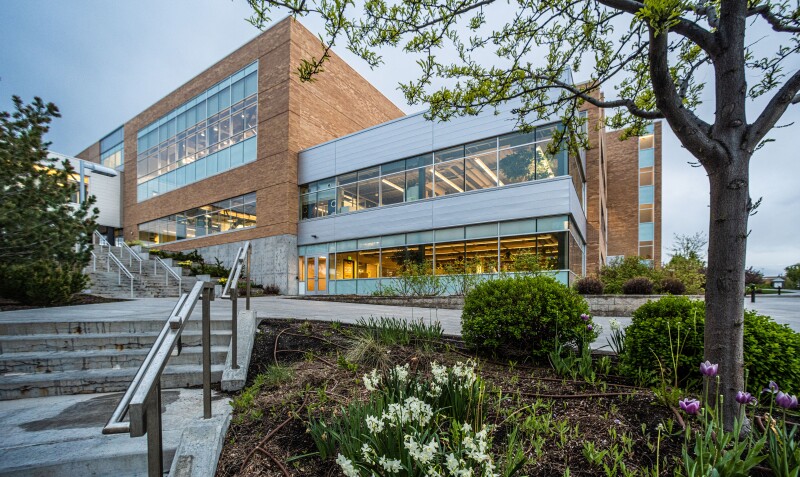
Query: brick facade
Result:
<box><xmin>77</xmin><ymin>18</ymin><xmax>403</xmax><ymax>252</ymax></box>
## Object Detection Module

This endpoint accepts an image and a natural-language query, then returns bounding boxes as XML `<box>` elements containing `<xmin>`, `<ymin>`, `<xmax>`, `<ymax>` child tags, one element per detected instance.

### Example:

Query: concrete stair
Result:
<box><xmin>0</xmin><ymin>313</ymin><xmax>233</xmax><ymax>400</ymax></box>
<box><xmin>86</xmin><ymin>245</ymin><xmax>199</xmax><ymax>299</ymax></box>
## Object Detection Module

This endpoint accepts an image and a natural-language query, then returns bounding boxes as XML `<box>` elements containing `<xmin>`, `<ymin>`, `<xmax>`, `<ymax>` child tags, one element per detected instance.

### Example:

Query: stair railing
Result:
<box><xmin>103</xmin><ymin>281</ymin><xmax>215</xmax><ymax>477</ymax></box>
<box><xmin>89</xmin><ymin>250</ymin><xmax>97</xmax><ymax>272</ymax></box>
<box><xmin>120</xmin><ymin>242</ymin><xmax>143</xmax><ymax>274</ymax></box>
<box><xmin>219</xmin><ymin>241</ymin><xmax>251</xmax><ymax>370</ymax></box>
<box><xmin>107</xmin><ymin>250</ymin><xmax>135</xmax><ymax>298</ymax></box>
<box><xmin>154</xmin><ymin>256</ymin><xmax>182</xmax><ymax>296</ymax></box>
<box><xmin>93</xmin><ymin>230</ymin><xmax>110</xmax><ymax>253</ymax></box>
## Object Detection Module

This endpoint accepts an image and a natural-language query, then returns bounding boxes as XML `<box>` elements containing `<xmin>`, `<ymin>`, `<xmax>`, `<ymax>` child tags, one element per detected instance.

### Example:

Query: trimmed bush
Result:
<box><xmin>622</xmin><ymin>276</ymin><xmax>654</xmax><ymax>295</ymax></box>
<box><xmin>599</xmin><ymin>256</ymin><xmax>661</xmax><ymax>294</ymax></box>
<box><xmin>575</xmin><ymin>276</ymin><xmax>605</xmax><ymax>295</ymax></box>
<box><xmin>659</xmin><ymin>278</ymin><xmax>686</xmax><ymax>295</ymax></box>
<box><xmin>0</xmin><ymin>260</ymin><xmax>88</xmax><ymax>306</ymax></box>
<box><xmin>462</xmin><ymin>275</ymin><xmax>593</xmax><ymax>359</ymax></box>
<box><xmin>621</xmin><ymin>296</ymin><xmax>800</xmax><ymax>392</ymax></box>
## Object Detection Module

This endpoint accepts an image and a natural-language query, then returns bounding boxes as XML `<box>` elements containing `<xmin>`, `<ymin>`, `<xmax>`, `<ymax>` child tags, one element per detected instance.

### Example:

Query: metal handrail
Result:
<box><xmin>120</xmin><ymin>242</ymin><xmax>143</xmax><ymax>274</ymax></box>
<box><xmin>90</xmin><ymin>251</ymin><xmax>97</xmax><ymax>272</ymax></box>
<box><xmin>154</xmin><ymin>256</ymin><xmax>182</xmax><ymax>295</ymax></box>
<box><xmin>106</xmin><ymin>250</ymin><xmax>134</xmax><ymax>298</ymax></box>
<box><xmin>219</xmin><ymin>241</ymin><xmax>251</xmax><ymax>370</ymax></box>
<box><xmin>93</xmin><ymin>230</ymin><xmax>110</xmax><ymax>252</ymax></box>
<box><xmin>103</xmin><ymin>281</ymin><xmax>215</xmax><ymax>476</ymax></box>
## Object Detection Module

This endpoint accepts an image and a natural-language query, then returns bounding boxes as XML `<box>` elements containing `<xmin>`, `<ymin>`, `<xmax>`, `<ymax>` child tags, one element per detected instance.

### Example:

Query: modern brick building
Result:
<box><xmin>75</xmin><ymin>17</ymin><xmax>661</xmax><ymax>295</ymax></box>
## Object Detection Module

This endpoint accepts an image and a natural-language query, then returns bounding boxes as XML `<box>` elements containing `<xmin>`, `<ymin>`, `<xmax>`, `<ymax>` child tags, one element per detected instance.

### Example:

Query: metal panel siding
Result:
<box><xmin>569</xmin><ymin>179</ymin><xmax>587</xmax><ymax>241</ymax></box>
<box><xmin>298</xmin><ymin>142</ymin><xmax>336</xmax><ymax>184</ymax></box>
<box><xmin>333</xmin><ymin>114</ymin><xmax>433</xmax><ymax>174</ymax></box>
<box><xmin>297</xmin><ymin>177</ymin><xmax>576</xmax><ymax>246</ymax></box>
<box><xmin>431</xmin><ymin>101</ymin><xmax>520</xmax><ymax>149</ymax></box>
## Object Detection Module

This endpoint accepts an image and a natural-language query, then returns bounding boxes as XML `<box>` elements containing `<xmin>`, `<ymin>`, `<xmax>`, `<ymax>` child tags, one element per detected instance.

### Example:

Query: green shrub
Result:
<box><xmin>621</xmin><ymin>296</ymin><xmax>800</xmax><ymax>392</ymax></box>
<box><xmin>0</xmin><ymin>260</ymin><xmax>88</xmax><ymax>306</ymax></box>
<box><xmin>659</xmin><ymin>278</ymin><xmax>686</xmax><ymax>295</ymax></box>
<box><xmin>599</xmin><ymin>256</ymin><xmax>661</xmax><ymax>294</ymax></box>
<box><xmin>662</xmin><ymin>255</ymin><xmax>706</xmax><ymax>294</ymax></box>
<box><xmin>622</xmin><ymin>276</ymin><xmax>654</xmax><ymax>294</ymax></box>
<box><xmin>462</xmin><ymin>275</ymin><xmax>593</xmax><ymax>359</ymax></box>
<box><xmin>574</xmin><ymin>276</ymin><xmax>604</xmax><ymax>294</ymax></box>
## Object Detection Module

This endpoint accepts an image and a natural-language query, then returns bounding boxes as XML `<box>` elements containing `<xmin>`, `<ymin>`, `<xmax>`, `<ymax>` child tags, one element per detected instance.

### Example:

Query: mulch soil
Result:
<box><xmin>216</xmin><ymin>319</ymin><xmax>685</xmax><ymax>477</ymax></box>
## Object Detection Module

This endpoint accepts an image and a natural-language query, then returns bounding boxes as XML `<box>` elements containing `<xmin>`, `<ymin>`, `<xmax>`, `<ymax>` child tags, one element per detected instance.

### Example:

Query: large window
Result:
<box><xmin>138</xmin><ymin>192</ymin><xmax>256</xmax><ymax>244</ymax></box>
<box><xmin>638</xmin><ymin>124</ymin><xmax>656</xmax><ymax>260</ymax></box>
<box><xmin>100</xmin><ymin>126</ymin><xmax>124</xmax><ymax>171</ymax></box>
<box><xmin>136</xmin><ymin>62</ymin><xmax>258</xmax><ymax>202</ymax></box>
<box><xmin>299</xmin><ymin>125</ymin><xmax>576</xmax><ymax>220</ymax></box>
<box><xmin>298</xmin><ymin>216</ymin><xmax>580</xmax><ymax>287</ymax></box>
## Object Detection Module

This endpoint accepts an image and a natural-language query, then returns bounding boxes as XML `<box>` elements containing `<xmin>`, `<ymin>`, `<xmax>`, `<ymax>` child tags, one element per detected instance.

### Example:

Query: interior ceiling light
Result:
<box><xmin>434</xmin><ymin>171</ymin><xmax>464</xmax><ymax>193</ymax></box>
<box><xmin>381</xmin><ymin>179</ymin><xmax>404</xmax><ymax>192</ymax></box>
<box><xmin>474</xmin><ymin>158</ymin><xmax>503</xmax><ymax>186</ymax></box>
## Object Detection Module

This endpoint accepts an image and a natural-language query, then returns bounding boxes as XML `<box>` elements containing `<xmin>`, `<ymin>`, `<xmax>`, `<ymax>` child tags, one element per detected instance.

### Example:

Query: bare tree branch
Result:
<box><xmin>748</xmin><ymin>4</ymin><xmax>800</xmax><ymax>33</ymax></box>
<box><xmin>647</xmin><ymin>27</ymin><xmax>721</xmax><ymax>164</ymax></box>
<box><xmin>596</xmin><ymin>0</ymin><xmax>720</xmax><ymax>55</ymax></box>
<box><xmin>747</xmin><ymin>70</ymin><xmax>800</xmax><ymax>152</ymax></box>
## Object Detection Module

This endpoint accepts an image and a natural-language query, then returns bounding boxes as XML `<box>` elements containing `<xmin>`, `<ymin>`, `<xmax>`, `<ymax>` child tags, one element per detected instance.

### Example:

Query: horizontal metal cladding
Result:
<box><xmin>297</xmin><ymin>176</ymin><xmax>576</xmax><ymax>245</ymax></box>
<box><xmin>569</xmin><ymin>182</ymin><xmax>587</xmax><ymax>241</ymax></box>
<box><xmin>298</xmin><ymin>97</ymin><xmax>558</xmax><ymax>185</ymax></box>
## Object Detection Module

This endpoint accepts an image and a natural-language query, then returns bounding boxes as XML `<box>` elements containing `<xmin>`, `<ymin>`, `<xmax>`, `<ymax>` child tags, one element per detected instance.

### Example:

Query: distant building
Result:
<box><xmin>50</xmin><ymin>152</ymin><xmax>122</xmax><ymax>244</ymax></box>
<box><xmin>75</xmin><ymin>17</ymin><xmax>661</xmax><ymax>295</ymax></box>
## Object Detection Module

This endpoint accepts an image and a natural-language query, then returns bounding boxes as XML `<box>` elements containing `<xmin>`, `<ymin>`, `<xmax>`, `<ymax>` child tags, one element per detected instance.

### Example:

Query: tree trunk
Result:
<box><xmin>704</xmin><ymin>155</ymin><xmax>750</xmax><ymax>430</ymax></box>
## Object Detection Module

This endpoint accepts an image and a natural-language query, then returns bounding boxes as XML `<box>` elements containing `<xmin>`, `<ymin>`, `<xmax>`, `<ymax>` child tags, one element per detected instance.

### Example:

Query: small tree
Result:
<box><xmin>785</xmin><ymin>263</ymin><xmax>800</xmax><ymax>289</ymax></box>
<box><xmin>0</xmin><ymin>96</ymin><xmax>98</xmax><ymax>304</ymax></box>
<box><xmin>669</xmin><ymin>232</ymin><xmax>708</xmax><ymax>263</ymax></box>
<box><xmin>744</xmin><ymin>266</ymin><xmax>764</xmax><ymax>288</ymax></box>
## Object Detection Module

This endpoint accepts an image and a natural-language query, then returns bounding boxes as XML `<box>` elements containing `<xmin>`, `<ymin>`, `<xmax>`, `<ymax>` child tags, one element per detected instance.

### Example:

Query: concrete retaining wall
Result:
<box><xmin>192</xmin><ymin>234</ymin><xmax>297</xmax><ymax>295</ymax></box>
<box><xmin>298</xmin><ymin>294</ymin><xmax>704</xmax><ymax>316</ymax></box>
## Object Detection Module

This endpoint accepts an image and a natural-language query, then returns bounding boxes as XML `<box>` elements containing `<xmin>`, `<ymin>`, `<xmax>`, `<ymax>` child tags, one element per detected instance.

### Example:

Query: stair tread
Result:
<box><xmin>0</xmin><ymin>346</ymin><xmax>229</xmax><ymax>360</ymax></box>
<box><xmin>0</xmin><ymin>330</ymin><xmax>231</xmax><ymax>341</ymax></box>
<box><xmin>0</xmin><ymin>364</ymin><xmax>226</xmax><ymax>384</ymax></box>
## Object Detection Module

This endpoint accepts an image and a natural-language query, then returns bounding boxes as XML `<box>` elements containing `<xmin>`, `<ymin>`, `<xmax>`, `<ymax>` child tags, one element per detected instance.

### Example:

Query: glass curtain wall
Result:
<box><xmin>298</xmin><ymin>216</ymin><xmax>584</xmax><ymax>294</ymax></box>
<box><xmin>136</xmin><ymin>62</ymin><xmax>258</xmax><ymax>202</ymax></box>
<box><xmin>138</xmin><ymin>192</ymin><xmax>256</xmax><ymax>244</ymax></box>
<box><xmin>299</xmin><ymin>124</ymin><xmax>572</xmax><ymax>220</ymax></box>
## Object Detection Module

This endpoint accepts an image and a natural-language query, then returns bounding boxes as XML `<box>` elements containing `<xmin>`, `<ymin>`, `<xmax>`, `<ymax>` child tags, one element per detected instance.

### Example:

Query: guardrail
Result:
<box><xmin>120</xmin><ymin>242</ymin><xmax>143</xmax><ymax>274</ymax></box>
<box><xmin>93</xmin><ymin>230</ymin><xmax>110</xmax><ymax>253</ymax></box>
<box><xmin>220</xmin><ymin>241</ymin><xmax>251</xmax><ymax>370</ymax></box>
<box><xmin>154</xmin><ymin>256</ymin><xmax>182</xmax><ymax>296</ymax></box>
<box><xmin>107</xmin><ymin>250</ymin><xmax>134</xmax><ymax>298</ymax></box>
<box><xmin>103</xmin><ymin>281</ymin><xmax>215</xmax><ymax>476</ymax></box>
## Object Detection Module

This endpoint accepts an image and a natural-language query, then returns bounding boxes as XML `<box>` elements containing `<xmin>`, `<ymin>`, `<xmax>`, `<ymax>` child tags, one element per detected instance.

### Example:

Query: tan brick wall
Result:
<box><xmin>75</xmin><ymin>141</ymin><xmax>100</xmax><ymax>164</ymax></box>
<box><xmin>109</xmin><ymin>17</ymin><xmax>403</xmax><ymax>251</ymax></box>
<box><xmin>604</xmin><ymin>123</ymin><xmax>662</xmax><ymax>266</ymax></box>
<box><xmin>581</xmin><ymin>97</ymin><xmax>608</xmax><ymax>276</ymax></box>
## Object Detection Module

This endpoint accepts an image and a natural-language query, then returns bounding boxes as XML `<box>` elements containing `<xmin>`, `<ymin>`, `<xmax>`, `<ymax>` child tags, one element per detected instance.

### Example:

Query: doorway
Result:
<box><xmin>304</xmin><ymin>255</ymin><xmax>327</xmax><ymax>294</ymax></box>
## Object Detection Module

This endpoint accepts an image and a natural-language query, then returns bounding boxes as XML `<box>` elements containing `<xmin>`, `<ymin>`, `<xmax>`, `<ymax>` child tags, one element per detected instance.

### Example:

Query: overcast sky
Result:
<box><xmin>1</xmin><ymin>0</ymin><xmax>798</xmax><ymax>275</ymax></box>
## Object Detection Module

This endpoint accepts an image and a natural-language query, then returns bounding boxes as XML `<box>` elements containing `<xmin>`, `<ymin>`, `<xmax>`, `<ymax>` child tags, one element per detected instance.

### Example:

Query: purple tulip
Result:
<box><xmin>776</xmin><ymin>392</ymin><xmax>798</xmax><ymax>409</ymax></box>
<box><xmin>764</xmin><ymin>381</ymin><xmax>779</xmax><ymax>394</ymax></box>
<box><xmin>586</xmin><ymin>324</ymin><xmax>593</xmax><ymax>331</ymax></box>
<box><xmin>735</xmin><ymin>391</ymin><xmax>756</xmax><ymax>405</ymax></box>
<box><xmin>679</xmin><ymin>398</ymin><xmax>701</xmax><ymax>415</ymax></box>
<box><xmin>581</xmin><ymin>314</ymin><xmax>590</xmax><ymax>322</ymax></box>
<box><xmin>699</xmin><ymin>361</ymin><xmax>718</xmax><ymax>377</ymax></box>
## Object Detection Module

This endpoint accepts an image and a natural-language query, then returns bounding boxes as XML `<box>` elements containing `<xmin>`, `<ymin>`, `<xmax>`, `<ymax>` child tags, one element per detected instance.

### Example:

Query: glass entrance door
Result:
<box><xmin>305</xmin><ymin>256</ymin><xmax>327</xmax><ymax>294</ymax></box>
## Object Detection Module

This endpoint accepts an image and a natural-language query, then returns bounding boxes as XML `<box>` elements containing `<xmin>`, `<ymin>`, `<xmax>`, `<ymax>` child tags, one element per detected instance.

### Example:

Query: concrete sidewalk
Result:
<box><xmin>0</xmin><ymin>389</ymin><xmax>230</xmax><ymax>477</ymax></box>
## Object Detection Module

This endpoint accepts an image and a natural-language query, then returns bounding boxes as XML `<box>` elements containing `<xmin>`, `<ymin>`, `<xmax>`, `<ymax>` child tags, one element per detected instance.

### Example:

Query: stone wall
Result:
<box><xmin>297</xmin><ymin>293</ymin><xmax>704</xmax><ymax>316</ymax></box>
<box><xmin>585</xmin><ymin>294</ymin><xmax>704</xmax><ymax>316</ymax></box>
